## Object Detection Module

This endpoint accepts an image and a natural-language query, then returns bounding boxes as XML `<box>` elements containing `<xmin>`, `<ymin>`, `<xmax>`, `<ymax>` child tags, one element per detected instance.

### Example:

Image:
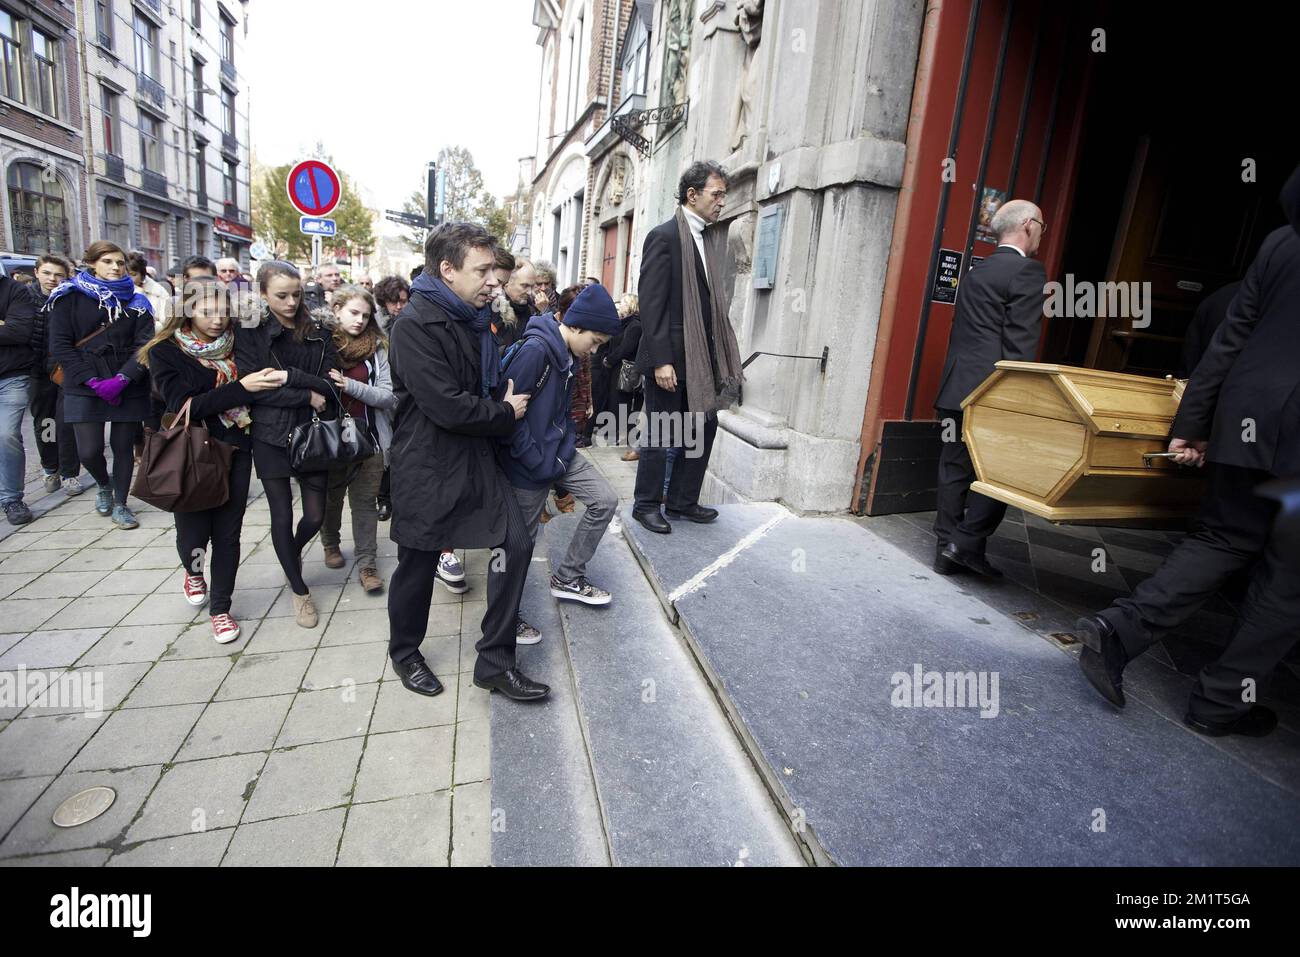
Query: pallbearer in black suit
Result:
<box><xmin>932</xmin><ymin>199</ymin><xmax>1048</xmax><ymax>578</ymax></box>
<box><xmin>631</xmin><ymin>161</ymin><xmax>745</xmax><ymax>534</ymax></box>
<box><xmin>1076</xmin><ymin>166</ymin><xmax>1300</xmax><ymax>738</ymax></box>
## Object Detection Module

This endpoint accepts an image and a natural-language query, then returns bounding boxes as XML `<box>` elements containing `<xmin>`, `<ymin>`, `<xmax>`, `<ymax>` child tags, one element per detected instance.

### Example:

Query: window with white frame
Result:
<box><xmin>134</xmin><ymin>11</ymin><xmax>159</xmax><ymax>79</ymax></box>
<box><xmin>32</xmin><ymin>29</ymin><xmax>58</xmax><ymax>118</ymax></box>
<box><xmin>220</xmin><ymin>86</ymin><xmax>235</xmax><ymax>135</ymax></box>
<box><xmin>101</xmin><ymin>85</ymin><xmax>121</xmax><ymax>155</ymax></box>
<box><xmin>95</xmin><ymin>1</ymin><xmax>114</xmax><ymax>48</ymax></box>
<box><xmin>140</xmin><ymin>112</ymin><xmax>162</xmax><ymax>171</ymax></box>
<box><xmin>0</xmin><ymin>11</ymin><xmax>23</xmax><ymax>102</ymax></box>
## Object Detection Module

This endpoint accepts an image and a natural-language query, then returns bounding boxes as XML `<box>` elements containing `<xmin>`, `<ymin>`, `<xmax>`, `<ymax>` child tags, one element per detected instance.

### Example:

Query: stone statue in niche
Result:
<box><xmin>660</xmin><ymin>0</ymin><xmax>692</xmax><ymax>109</ymax></box>
<box><xmin>729</xmin><ymin>0</ymin><xmax>765</xmax><ymax>153</ymax></box>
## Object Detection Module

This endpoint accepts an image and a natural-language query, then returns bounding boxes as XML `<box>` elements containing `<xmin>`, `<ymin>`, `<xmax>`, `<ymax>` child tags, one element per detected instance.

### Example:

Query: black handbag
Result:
<box><xmin>286</xmin><ymin>384</ymin><xmax>374</xmax><ymax>473</ymax></box>
<box><xmin>617</xmin><ymin>359</ymin><xmax>642</xmax><ymax>392</ymax></box>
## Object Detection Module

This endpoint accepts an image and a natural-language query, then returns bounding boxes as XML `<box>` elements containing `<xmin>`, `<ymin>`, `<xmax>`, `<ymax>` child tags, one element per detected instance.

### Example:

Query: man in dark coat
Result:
<box><xmin>1076</xmin><ymin>166</ymin><xmax>1300</xmax><ymax>738</ymax></box>
<box><xmin>386</xmin><ymin>222</ymin><xmax>545</xmax><ymax>702</ymax></box>
<box><xmin>632</xmin><ymin>160</ymin><xmax>741</xmax><ymax>533</ymax></box>
<box><xmin>932</xmin><ymin>198</ymin><xmax>1048</xmax><ymax>578</ymax></box>
<box><xmin>0</xmin><ymin>275</ymin><xmax>40</xmax><ymax>525</ymax></box>
<box><xmin>1180</xmin><ymin>280</ymin><xmax>1240</xmax><ymax>378</ymax></box>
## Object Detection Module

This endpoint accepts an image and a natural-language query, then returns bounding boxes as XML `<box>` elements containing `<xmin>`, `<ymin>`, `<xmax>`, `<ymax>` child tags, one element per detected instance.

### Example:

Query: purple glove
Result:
<box><xmin>87</xmin><ymin>374</ymin><xmax>128</xmax><ymax>406</ymax></box>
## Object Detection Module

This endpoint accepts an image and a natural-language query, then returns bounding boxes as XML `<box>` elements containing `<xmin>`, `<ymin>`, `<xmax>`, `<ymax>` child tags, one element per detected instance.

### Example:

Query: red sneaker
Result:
<box><xmin>183</xmin><ymin>574</ymin><xmax>209</xmax><ymax>607</ymax></box>
<box><xmin>210</xmin><ymin>614</ymin><xmax>241</xmax><ymax>644</ymax></box>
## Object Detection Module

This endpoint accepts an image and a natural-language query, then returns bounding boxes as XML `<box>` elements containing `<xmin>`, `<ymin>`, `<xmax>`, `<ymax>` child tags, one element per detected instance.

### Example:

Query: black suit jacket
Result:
<box><xmin>934</xmin><ymin>245</ymin><xmax>1047</xmax><ymax>411</ymax></box>
<box><xmin>1171</xmin><ymin>225</ymin><xmax>1300</xmax><ymax>476</ymax></box>
<box><xmin>634</xmin><ymin>216</ymin><xmax>714</xmax><ymax>380</ymax></box>
<box><xmin>1180</xmin><ymin>281</ymin><xmax>1240</xmax><ymax>378</ymax></box>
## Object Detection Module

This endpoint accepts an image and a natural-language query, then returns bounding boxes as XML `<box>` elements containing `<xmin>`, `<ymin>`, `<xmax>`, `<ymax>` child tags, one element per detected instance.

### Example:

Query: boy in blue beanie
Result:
<box><xmin>498</xmin><ymin>284</ymin><xmax>622</xmax><ymax>626</ymax></box>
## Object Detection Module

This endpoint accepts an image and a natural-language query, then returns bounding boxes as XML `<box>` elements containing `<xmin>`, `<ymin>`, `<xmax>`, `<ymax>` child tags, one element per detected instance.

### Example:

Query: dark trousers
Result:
<box><xmin>933</xmin><ymin>408</ymin><xmax>1007</xmax><ymax>554</ymax></box>
<box><xmin>633</xmin><ymin>380</ymin><xmax>717</xmax><ymax>512</ymax></box>
<box><xmin>1099</xmin><ymin>463</ymin><xmax>1300</xmax><ymax>722</ymax></box>
<box><xmin>174</xmin><ymin>449</ymin><xmax>252</xmax><ymax>616</ymax></box>
<box><xmin>388</xmin><ymin>470</ymin><xmax>534</xmax><ymax>681</ymax></box>
<box><xmin>30</xmin><ymin>378</ymin><xmax>79</xmax><ymax>478</ymax></box>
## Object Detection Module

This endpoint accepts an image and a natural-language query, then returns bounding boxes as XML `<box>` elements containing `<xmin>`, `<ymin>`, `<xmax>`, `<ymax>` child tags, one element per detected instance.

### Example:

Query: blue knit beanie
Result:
<box><xmin>561</xmin><ymin>283</ymin><xmax>622</xmax><ymax>336</ymax></box>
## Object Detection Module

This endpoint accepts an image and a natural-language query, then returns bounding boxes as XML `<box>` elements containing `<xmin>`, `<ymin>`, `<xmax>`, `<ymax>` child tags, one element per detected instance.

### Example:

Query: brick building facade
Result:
<box><xmin>0</xmin><ymin>0</ymin><xmax>252</xmax><ymax>273</ymax></box>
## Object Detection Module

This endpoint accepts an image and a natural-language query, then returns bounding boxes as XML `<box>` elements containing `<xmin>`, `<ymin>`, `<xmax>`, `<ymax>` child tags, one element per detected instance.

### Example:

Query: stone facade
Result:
<box><xmin>78</xmin><ymin>0</ymin><xmax>253</xmax><ymax>273</ymax></box>
<box><xmin>630</xmin><ymin>0</ymin><xmax>925</xmax><ymax>513</ymax></box>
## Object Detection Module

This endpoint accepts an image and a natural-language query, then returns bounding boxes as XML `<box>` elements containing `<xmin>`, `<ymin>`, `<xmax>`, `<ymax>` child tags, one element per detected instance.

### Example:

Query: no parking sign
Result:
<box><xmin>286</xmin><ymin>160</ymin><xmax>341</xmax><ymax>218</ymax></box>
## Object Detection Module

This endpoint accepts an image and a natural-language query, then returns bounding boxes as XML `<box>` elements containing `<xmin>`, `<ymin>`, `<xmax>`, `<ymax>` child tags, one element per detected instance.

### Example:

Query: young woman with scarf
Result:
<box><xmin>139</xmin><ymin>277</ymin><xmax>286</xmax><ymax>643</ymax></box>
<box><xmin>235</xmin><ymin>261</ymin><xmax>339</xmax><ymax>629</ymax></box>
<box><xmin>319</xmin><ymin>285</ymin><xmax>394</xmax><ymax>595</ymax></box>
<box><xmin>45</xmin><ymin>241</ymin><xmax>156</xmax><ymax>528</ymax></box>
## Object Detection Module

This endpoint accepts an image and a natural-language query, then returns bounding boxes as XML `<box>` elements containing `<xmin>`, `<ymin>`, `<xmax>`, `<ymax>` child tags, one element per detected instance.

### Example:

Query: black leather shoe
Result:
<box><xmin>376</xmin><ymin>496</ymin><xmax>392</xmax><ymax>522</ymax></box>
<box><xmin>1184</xmin><ymin>704</ymin><xmax>1277</xmax><ymax>738</ymax></box>
<box><xmin>474</xmin><ymin>668</ymin><xmax>550</xmax><ymax>701</ymax></box>
<box><xmin>665</xmin><ymin>504</ymin><xmax>719</xmax><ymax>523</ymax></box>
<box><xmin>933</xmin><ymin>543</ymin><xmax>962</xmax><ymax>575</ymax></box>
<box><xmin>1075</xmin><ymin>614</ymin><xmax>1127</xmax><ymax>708</ymax></box>
<box><xmin>633</xmin><ymin>509</ymin><xmax>672</xmax><ymax>534</ymax></box>
<box><xmin>938</xmin><ymin>542</ymin><xmax>1003</xmax><ymax>579</ymax></box>
<box><xmin>395</xmin><ymin>655</ymin><xmax>443</xmax><ymax>696</ymax></box>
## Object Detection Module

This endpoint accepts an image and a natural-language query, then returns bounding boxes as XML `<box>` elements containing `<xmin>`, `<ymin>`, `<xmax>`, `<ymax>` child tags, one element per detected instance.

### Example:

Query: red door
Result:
<box><xmin>600</xmin><ymin>224</ymin><xmax>618</xmax><ymax>290</ymax></box>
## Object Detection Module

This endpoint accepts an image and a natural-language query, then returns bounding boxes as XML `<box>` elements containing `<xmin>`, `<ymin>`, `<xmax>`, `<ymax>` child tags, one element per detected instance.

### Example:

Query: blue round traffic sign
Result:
<box><xmin>286</xmin><ymin>160</ymin><xmax>341</xmax><ymax>217</ymax></box>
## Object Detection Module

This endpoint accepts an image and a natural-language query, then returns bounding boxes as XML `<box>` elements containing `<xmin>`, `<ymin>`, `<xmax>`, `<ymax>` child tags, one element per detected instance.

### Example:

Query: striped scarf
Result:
<box><xmin>173</xmin><ymin>327</ymin><xmax>252</xmax><ymax>431</ymax></box>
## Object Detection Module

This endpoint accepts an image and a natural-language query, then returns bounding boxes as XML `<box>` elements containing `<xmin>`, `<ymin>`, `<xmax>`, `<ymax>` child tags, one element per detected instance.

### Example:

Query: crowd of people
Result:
<box><xmin>0</xmin><ymin>215</ymin><xmax>651</xmax><ymax>677</ymax></box>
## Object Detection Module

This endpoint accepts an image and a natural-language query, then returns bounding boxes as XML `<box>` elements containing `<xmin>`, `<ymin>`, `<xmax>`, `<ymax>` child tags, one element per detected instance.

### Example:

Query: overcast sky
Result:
<box><xmin>246</xmin><ymin>0</ymin><xmax>541</xmax><ymax>221</ymax></box>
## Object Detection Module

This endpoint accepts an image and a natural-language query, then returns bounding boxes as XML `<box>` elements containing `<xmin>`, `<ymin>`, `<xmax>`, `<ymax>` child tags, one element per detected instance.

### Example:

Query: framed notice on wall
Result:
<box><xmin>752</xmin><ymin>204</ymin><xmax>785</xmax><ymax>289</ymax></box>
<box><xmin>931</xmin><ymin>248</ymin><xmax>963</xmax><ymax>303</ymax></box>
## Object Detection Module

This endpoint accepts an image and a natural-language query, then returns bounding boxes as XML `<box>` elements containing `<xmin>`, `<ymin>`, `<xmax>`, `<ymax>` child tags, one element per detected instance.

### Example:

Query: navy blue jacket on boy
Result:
<box><xmin>496</xmin><ymin>314</ymin><xmax>575</xmax><ymax>490</ymax></box>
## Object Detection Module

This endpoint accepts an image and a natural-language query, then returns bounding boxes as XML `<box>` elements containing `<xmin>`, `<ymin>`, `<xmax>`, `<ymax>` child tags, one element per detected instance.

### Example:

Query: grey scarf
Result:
<box><xmin>676</xmin><ymin>206</ymin><xmax>744</xmax><ymax>414</ymax></box>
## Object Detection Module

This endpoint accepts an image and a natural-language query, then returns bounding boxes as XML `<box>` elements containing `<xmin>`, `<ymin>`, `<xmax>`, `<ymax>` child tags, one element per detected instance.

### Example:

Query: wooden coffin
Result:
<box><xmin>960</xmin><ymin>361</ymin><xmax>1205</xmax><ymax>522</ymax></box>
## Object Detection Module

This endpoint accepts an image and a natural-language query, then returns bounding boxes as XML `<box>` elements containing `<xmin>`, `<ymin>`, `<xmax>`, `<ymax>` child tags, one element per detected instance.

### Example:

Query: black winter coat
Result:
<box><xmin>147</xmin><ymin>337</ymin><xmax>254</xmax><ymax>450</ymax></box>
<box><xmin>233</xmin><ymin>314</ymin><xmax>338</xmax><ymax>447</ymax></box>
<box><xmin>0</xmin><ymin>276</ymin><xmax>40</xmax><ymax>379</ymax></box>
<box><xmin>387</xmin><ymin>293</ymin><xmax>516</xmax><ymax>551</ymax></box>
<box><xmin>46</xmin><ymin>291</ymin><xmax>153</xmax><ymax>399</ymax></box>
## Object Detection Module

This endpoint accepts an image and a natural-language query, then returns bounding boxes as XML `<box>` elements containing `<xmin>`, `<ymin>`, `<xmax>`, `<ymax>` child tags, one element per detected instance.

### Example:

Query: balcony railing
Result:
<box><xmin>222</xmin><ymin>131</ymin><xmax>238</xmax><ymax>155</ymax></box>
<box><xmin>104</xmin><ymin>153</ymin><xmax>124</xmax><ymax>182</ymax></box>
<box><xmin>140</xmin><ymin>0</ymin><xmax>162</xmax><ymax>13</ymax></box>
<box><xmin>220</xmin><ymin>59</ymin><xmax>236</xmax><ymax>83</ymax></box>
<box><xmin>141</xmin><ymin>169</ymin><xmax>168</xmax><ymax>197</ymax></box>
<box><xmin>223</xmin><ymin>201</ymin><xmax>239</xmax><ymax>219</ymax></box>
<box><xmin>137</xmin><ymin>73</ymin><xmax>164</xmax><ymax>108</ymax></box>
<box><xmin>97</xmin><ymin>31</ymin><xmax>112</xmax><ymax>49</ymax></box>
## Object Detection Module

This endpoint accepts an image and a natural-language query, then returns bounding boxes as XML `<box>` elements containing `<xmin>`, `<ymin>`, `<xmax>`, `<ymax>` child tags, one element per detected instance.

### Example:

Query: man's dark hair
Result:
<box><xmin>126</xmin><ymin>252</ymin><xmax>148</xmax><ymax>278</ymax></box>
<box><xmin>677</xmin><ymin>160</ymin><xmax>729</xmax><ymax>205</ymax></box>
<box><xmin>494</xmin><ymin>245</ymin><xmax>516</xmax><ymax>272</ymax></box>
<box><xmin>181</xmin><ymin>254</ymin><xmax>216</xmax><ymax>278</ymax></box>
<box><xmin>424</xmin><ymin>221</ymin><xmax>497</xmax><ymax>277</ymax></box>
<box><xmin>409</xmin><ymin>264</ymin><xmax>424</xmax><ymax>282</ymax></box>
<box><xmin>373</xmin><ymin>275</ymin><xmax>410</xmax><ymax>307</ymax></box>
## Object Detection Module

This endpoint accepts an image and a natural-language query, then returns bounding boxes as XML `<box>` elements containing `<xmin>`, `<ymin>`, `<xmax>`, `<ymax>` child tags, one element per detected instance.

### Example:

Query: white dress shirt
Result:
<box><xmin>683</xmin><ymin>206</ymin><xmax>710</xmax><ymax>283</ymax></box>
<box><xmin>996</xmin><ymin>243</ymin><xmax>1027</xmax><ymax>257</ymax></box>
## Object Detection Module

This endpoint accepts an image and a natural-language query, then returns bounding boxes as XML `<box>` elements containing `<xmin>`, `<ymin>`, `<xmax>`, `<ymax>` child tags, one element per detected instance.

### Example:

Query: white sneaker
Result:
<box><xmin>515</xmin><ymin>617</ymin><xmax>542</xmax><ymax>645</ymax></box>
<box><xmin>437</xmin><ymin>551</ymin><xmax>466</xmax><ymax>582</ymax></box>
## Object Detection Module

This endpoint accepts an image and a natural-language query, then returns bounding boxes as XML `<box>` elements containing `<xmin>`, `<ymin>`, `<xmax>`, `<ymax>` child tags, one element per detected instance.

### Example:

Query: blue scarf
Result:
<box><xmin>410</xmin><ymin>271</ymin><xmax>499</xmax><ymax>397</ymax></box>
<box><xmin>44</xmin><ymin>270</ymin><xmax>153</xmax><ymax>323</ymax></box>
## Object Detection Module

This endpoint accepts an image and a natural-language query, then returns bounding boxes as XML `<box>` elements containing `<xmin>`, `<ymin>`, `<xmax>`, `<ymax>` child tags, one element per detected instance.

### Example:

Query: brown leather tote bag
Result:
<box><xmin>130</xmin><ymin>398</ymin><xmax>235</xmax><ymax>512</ymax></box>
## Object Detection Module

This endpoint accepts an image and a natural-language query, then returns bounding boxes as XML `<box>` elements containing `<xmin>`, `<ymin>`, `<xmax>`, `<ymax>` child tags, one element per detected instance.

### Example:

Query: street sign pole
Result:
<box><xmin>312</xmin><ymin>235</ymin><xmax>321</xmax><ymax>270</ymax></box>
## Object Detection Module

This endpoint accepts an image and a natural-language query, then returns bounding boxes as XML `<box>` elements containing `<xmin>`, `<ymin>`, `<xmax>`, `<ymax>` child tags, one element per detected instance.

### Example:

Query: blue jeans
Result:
<box><xmin>0</xmin><ymin>374</ymin><xmax>30</xmax><ymax>506</ymax></box>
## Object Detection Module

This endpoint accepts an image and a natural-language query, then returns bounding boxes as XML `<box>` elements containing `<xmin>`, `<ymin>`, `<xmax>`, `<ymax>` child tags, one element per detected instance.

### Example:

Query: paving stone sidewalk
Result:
<box><xmin>0</xmin><ymin>443</ymin><xmax>493</xmax><ymax>867</ymax></box>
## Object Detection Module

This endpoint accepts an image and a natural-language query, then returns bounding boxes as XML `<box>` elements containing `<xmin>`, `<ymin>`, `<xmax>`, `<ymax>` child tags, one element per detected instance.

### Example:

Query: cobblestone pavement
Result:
<box><xmin>0</xmin><ymin>430</ymin><xmax>502</xmax><ymax>866</ymax></box>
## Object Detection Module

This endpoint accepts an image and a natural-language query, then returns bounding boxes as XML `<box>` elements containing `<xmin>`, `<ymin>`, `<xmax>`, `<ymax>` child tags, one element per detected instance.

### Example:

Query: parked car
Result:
<box><xmin>0</xmin><ymin>253</ymin><xmax>39</xmax><ymax>280</ymax></box>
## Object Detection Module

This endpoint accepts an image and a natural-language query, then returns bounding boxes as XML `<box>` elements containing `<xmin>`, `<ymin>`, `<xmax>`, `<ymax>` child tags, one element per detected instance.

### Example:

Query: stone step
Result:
<box><xmin>491</xmin><ymin>512</ymin><xmax>803</xmax><ymax>867</ymax></box>
<box><xmin>620</xmin><ymin>504</ymin><xmax>1300</xmax><ymax>866</ymax></box>
<box><xmin>488</xmin><ymin>553</ymin><xmax>608</xmax><ymax>866</ymax></box>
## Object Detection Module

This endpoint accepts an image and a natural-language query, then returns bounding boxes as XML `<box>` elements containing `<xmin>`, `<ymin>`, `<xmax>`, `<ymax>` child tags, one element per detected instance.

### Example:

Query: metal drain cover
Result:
<box><xmin>52</xmin><ymin>787</ymin><xmax>116</xmax><ymax>828</ymax></box>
